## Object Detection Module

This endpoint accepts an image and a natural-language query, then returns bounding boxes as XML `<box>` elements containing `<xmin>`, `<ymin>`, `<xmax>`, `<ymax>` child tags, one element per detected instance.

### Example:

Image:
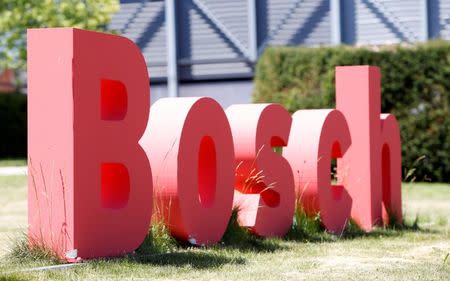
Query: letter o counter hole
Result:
<box><xmin>198</xmin><ymin>136</ymin><xmax>217</xmax><ymax>208</ymax></box>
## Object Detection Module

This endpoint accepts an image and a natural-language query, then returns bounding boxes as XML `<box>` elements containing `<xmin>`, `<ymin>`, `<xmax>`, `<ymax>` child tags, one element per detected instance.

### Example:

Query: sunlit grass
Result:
<box><xmin>0</xmin><ymin>159</ymin><xmax>26</xmax><ymax>167</ymax></box>
<box><xmin>0</xmin><ymin>176</ymin><xmax>448</xmax><ymax>280</ymax></box>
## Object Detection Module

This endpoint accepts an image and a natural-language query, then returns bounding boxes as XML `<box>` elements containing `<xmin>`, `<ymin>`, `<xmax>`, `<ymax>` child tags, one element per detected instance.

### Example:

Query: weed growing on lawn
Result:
<box><xmin>285</xmin><ymin>205</ymin><xmax>330</xmax><ymax>242</ymax></box>
<box><xmin>135</xmin><ymin>222</ymin><xmax>178</xmax><ymax>255</ymax></box>
<box><xmin>7</xmin><ymin>232</ymin><xmax>61</xmax><ymax>264</ymax></box>
<box><xmin>219</xmin><ymin>208</ymin><xmax>281</xmax><ymax>252</ymax></box>
<box><xmin>404</xmin><ymin>155</ymin><xmax>427</xmax><ymax>183</ymax></box>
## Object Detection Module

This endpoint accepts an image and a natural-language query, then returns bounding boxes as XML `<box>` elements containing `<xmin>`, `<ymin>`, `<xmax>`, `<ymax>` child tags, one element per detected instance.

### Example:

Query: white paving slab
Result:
<box><xmin>0</xmin><ymin>166</ymin><xmax>28</xmax><ymax>176</ymax></box>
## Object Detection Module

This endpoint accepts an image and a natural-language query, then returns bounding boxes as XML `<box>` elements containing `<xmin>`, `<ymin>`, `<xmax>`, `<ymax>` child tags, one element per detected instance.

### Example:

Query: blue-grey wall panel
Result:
<box><xmin>110</xmin><ymin>0</ymin><xmax>167</xmax><ymax>79</ymax></box>
<box><xmin>262</xmin><ymin>0</ymin><xmax>331</xmax><ymax>46</ymax></box>
<box><xmin>109</xmin><ymin>0</ymin><xmax>450</xmax><ymax>82</ymax></box>
<box><xmin>436</xmin><ymin>0</ymin><xmax>450</xmax><ymax>39</ymax></box>
<box><xmin>177</xmin><ymin>0</ymin><xmax>252</xmax><ymax>80</ymax></box>
<box><xmin>353</xmin><ymin>0</ymin><xmax>423</xmax><ymax>44</ymax></box>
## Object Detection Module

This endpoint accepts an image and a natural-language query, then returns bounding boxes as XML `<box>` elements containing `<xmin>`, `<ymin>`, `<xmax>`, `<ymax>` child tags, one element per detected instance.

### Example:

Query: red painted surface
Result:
<box><xmin>283</xmin><ymin>109</ymin><xmax>352</xmax><ymax>234</ymax></box>
<box><xmin>336</xmin><ymin>66</ymin><xmax>402</xmax><ymax>230</ymax></box>
<box><xmin>226</xmin><ymin>104</ymin><xmax>295</xmax><ymax>237</ymax></box>
<box><xmin>27</xmin><ymin>28</ymin><xmax>403</xmax><ymax>259</ymax></box>
<box><xmin>380</xmin><ymin>114</ymin><xmax>402</xmax><ymax>225</ymax></box>
<box><xmin>27</xmin><ymin>28</ymin><xmax>153</xmax><ymax>259</ymax></box>
<box><xmin>101</xmin><ymin>163</ymin><xmax>130</xmax><ymax>209</ymax></box>
<box><xmin>101</xmin><ymin>79</ymin><xmax>128</xmax><ymax>120</ymax></box>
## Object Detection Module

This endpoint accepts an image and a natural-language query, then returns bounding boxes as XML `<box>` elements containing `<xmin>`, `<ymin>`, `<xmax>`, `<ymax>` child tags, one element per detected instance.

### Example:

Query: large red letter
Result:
<box><xmin>226</xmin><ymin>104</ymin><xmax>295</xmax><ymax>237</ymax></box>
<box><xmin>336</xmin><ymin>66</ymin><xmax>382</xmax><ymax>230</ymax></box>
<box><xmin>380</xmin><ymin>114</ymin><xmax>402</xmax><ymax>225</ymax></box>
<box><xmin>283</xmin><ymin>109</ymin><xmax>352</xmax><ymax>234</ymax></box>
<box><xmin>141</xmin><ymin>97</ymin><xmax>234</xmax><ymax>245</ymax></box>
<box><xmin>336</xmin><ymin>66</ymin><xmax>402</xmax><ymax>230</ymax></box>
<box><xmin>28</xmin><ymin>28</ymin><xmax>152</xmax><ymax>259</ymax></box>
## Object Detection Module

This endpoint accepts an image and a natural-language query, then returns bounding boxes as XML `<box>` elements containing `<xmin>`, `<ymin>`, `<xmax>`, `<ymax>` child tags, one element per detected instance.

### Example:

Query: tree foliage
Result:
<box><xmin>0</xmin><ymin>0</ymin><xmax>119</xmax><ymax>69</ymax></box>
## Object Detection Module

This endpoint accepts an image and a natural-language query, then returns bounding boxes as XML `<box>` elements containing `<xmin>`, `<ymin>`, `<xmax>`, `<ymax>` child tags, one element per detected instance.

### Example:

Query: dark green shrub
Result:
<box><xmin>0</xmin><ymin>93</ymin><xmax>27</xmax><ymax>158</ymax></box>
<box><xmin>254</xmin><ymin>41</ymin><xmax>450</xmax><ymax>182</ymax></box>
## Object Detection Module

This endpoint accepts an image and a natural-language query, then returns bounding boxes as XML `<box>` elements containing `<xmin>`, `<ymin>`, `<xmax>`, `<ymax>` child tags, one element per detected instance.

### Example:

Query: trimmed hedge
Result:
<box><xmin>0</xmin><ymin>93</ymin><xmax>27</xmax><ymax>158</ymax></box>
<box><xmin>254</xmin><ymin>41</ymin><xmax>450</xmax><ymax>182</ymax></box>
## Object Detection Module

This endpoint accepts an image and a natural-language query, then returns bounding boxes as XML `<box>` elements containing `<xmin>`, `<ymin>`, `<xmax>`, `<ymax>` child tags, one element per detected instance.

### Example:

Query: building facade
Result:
<box><xmin>109</xmin><ymin>0</ymin><xmax>450</xmax><ymax>107</ymax></box>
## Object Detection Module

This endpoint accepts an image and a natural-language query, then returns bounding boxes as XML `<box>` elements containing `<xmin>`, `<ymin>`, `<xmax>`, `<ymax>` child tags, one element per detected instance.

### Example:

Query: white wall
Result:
<box><xmin>150</xmin><ymin>80</ymin><xmax>253</xmax><ymax>109</ymax></box>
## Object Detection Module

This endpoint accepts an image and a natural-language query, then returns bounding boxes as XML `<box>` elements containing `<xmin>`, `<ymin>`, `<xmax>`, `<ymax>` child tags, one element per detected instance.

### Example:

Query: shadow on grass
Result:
<box><xmin>4</xmin><ymin>209</ymin><xmax>437</xmax><ymax>271</ymax></box>
<box><xmin>342</xmin><ymin>215</ymin><xmax>438</xmax><ymax>239</ymax></box>
<box><xmin>285</xmin><ymin>207</ymin><xmax>438</xmax><ymax>243</ymax></box>
<box><xmin>117</xmin><ymin>211</ymin><xmax>282</xmax><ymax>269</ymax></box>
<box><xmin>127</xmin><ymin>251</ymin><xmax>245</xmax><ymax>268</ymax></box>
<box><xmin>217</xmin><ymin>208</ymin><xmax>434</xmax><ymax>249</ymax></box>
<box><xmin>119</xmin><ymin>222</ymin><xmax>246</xmax><ymax>269</ymax></box>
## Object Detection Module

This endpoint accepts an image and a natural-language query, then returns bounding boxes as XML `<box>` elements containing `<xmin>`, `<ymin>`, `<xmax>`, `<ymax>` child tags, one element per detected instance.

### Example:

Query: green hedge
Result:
<box><xmin>0</xmin><ymin>93</ymin><xmax>27</xmax><ymax>158</ymax></box>
<box><xmin>254</xmin><ymin>41</ymin><xmax>450</xmax><ymax>182</ymax></box>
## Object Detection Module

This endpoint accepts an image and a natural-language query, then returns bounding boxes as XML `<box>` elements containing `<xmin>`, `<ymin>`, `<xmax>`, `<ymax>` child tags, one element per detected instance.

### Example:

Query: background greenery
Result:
<box><xmin>0</xmin><ymin>0</ymin><xmax>120</xmax><ymax>160</ymax></box>
<box><xmin>0</xmin><ymin>0</ymin><xmax>119</xmax><ymax>69</ymax></box>
<box><xmin>253</xmin><ymin>41</ymin><xmax>450</xmax><ymax>182</ymax></box>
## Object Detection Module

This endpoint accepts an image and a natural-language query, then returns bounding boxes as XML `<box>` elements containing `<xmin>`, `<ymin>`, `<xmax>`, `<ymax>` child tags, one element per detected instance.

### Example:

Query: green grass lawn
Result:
<box><xmin>0</xmin><ymin>159</ymin><xmax>26</xmax><ymax>167</ymax></box>
<box><xmin>0</xmin><ymin>175</ymin><xmax>448</xmax><ymax>280</ymax></box>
